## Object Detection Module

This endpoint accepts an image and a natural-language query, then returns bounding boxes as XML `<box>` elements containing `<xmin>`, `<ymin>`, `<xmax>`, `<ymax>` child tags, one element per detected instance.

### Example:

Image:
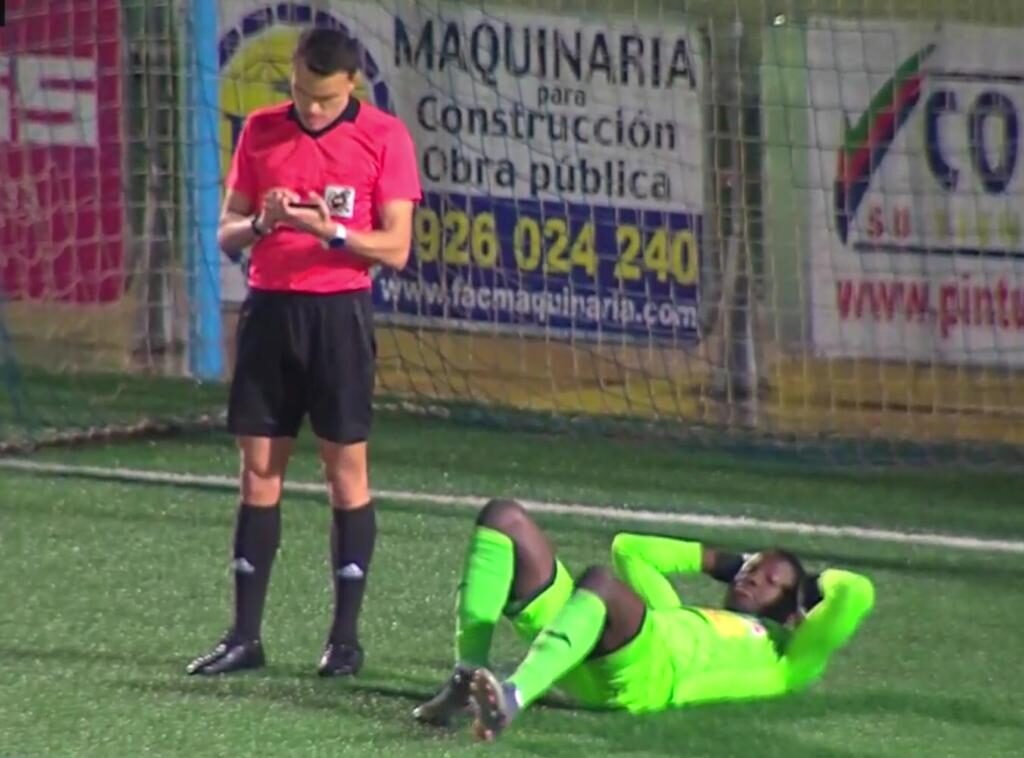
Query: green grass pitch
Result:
<box><xmin>2</xmin><ymin>413</ymin><xmax>1024</xmax><ymax>756</ymax></box>
<box><xmin>5</xmin><ymin>0</ymin><xmax>1024</xmax><ymax>753</ymax></box>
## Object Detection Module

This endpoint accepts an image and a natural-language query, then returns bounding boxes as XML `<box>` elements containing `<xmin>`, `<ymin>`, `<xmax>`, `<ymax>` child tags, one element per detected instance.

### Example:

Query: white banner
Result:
<box><xmin>214</xmin><ymin>1</ymin><xmax>705</xmax><ymax>343</ymax></box>
<box><xmin>806</xmin><ymin>19</ymin><xmax>1024</xmax><ymax>366</ymax></box>
<box><xmin>386</xmin><ymin>6</ymin><xmax>703</xmax><ymax>209</ymax></box>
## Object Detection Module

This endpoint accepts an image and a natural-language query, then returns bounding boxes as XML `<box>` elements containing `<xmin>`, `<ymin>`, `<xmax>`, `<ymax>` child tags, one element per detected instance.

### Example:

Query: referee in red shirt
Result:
<box><xmin>187</xmin><ymin>28</ymin><xmax>421</xmax><ymax>677</ymax></box>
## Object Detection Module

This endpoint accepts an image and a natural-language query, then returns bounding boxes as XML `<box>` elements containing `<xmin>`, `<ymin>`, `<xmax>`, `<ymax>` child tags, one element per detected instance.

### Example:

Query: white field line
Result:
<box><xmin>1</xmin><ymin>458</ymin><xmax>1022</xmax><ymax>554</ymax></box>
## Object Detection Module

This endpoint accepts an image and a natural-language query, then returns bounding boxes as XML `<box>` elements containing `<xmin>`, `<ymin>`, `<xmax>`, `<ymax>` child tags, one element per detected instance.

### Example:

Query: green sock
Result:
<box><xmin>455</xmin><ymin>527</ymin><xmax>515</xmax><ymax>668</ymax></box>
<box><xmin>508</xmin><ymin>589</ymin><xmax>607</xmax><ymax>708</ymax></box>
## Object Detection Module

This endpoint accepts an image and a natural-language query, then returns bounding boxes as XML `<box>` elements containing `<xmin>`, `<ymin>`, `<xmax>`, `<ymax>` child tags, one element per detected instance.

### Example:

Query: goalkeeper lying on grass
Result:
<box><xmin>413</xmin><ymin>498</ymin><xmax>875</xmax><ymax>741</ymax></box>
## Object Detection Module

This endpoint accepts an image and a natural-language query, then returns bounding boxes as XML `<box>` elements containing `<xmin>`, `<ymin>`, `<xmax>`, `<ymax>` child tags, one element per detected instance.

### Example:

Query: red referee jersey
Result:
<box><xmin>226</xmin><ymin>99</ymin><xmax>422</xmax><ymax>293</ymax></box>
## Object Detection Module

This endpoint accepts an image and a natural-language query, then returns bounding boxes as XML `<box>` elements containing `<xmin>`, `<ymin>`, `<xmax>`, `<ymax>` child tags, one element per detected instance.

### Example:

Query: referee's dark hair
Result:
<box><xmin>294</xmin><ymin>27</ymin><xmax>362</xmax><ymax>76</ymax></box>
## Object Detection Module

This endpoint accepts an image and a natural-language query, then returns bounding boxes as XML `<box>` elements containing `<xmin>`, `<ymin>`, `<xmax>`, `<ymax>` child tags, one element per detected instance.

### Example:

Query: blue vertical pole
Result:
<box><xmin>187</xmin><ymin>0</ymin><xmax>224</xmax><ymax>379</ymax></box>
<box><xmin>0</xmin><ymin>294</ymin><xmax>34</xmax><ymax>432</ymax></box>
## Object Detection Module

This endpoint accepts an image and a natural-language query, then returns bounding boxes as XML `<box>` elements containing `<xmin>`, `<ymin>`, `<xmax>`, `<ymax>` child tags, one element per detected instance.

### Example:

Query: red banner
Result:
<box><xmin>0</xmin><ymin>0</ymin><xmax>124</xmax><ymax>303</ymax></box>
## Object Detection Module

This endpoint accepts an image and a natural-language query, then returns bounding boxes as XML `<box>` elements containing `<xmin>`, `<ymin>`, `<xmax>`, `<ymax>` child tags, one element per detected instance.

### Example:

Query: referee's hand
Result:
<box><xmin>282</xmin><ymin>192</ymin><xmax>333</xmax><ymax>239</ymax></box>
<box><xmin>260</xmin><ymin>187</ymin><xmax>301</xmax><ymax>231</ymax></box>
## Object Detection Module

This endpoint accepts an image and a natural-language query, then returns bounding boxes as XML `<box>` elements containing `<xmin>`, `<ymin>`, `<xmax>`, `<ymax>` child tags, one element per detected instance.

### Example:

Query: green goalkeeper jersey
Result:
<box><xmin>595</xmin><ymin>534</ymin><xmax>875</xmax><ymax>711</ymax></box>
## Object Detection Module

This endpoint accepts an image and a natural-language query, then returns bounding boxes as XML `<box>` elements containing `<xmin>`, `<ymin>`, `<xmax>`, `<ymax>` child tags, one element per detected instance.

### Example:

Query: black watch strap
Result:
<box><xmin>800</xmin><ymin>573</ymin><xmax>824</xmax><ymax>613</ymax></box>
<box><xmin>251</xmin><ymin>215</ymin><xmax>266</xmax><ymax>237</ymax></box>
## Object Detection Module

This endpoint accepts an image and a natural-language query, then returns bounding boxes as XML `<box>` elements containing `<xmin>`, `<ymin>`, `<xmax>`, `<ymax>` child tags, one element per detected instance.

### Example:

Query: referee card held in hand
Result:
<box><xmin>186</xmin><ymin>27</ymin><xmax>422</xmax><ymax>679</ymax></box>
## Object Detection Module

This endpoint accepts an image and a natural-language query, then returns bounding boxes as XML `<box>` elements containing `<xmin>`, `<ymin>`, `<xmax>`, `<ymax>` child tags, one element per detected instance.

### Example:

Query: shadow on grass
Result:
<box><xmin>111</xmin><ymin>672</ymin><xmax>481</xmax><ymax>751</ymax></box>
<box><xmin>0</xmin><ymin>643</ymin><xmax>180</xmax><ymax>670</ymax></box>
<box><xmin>708</xmin><ymin>687</ymin><xmax>1023</xmax><ymax>730</ymax></box>
<box><xmin>115</xmin><ymin>670</ymin><xmax>431</xmax><ymax>711</ymax></box>
<box><xmin>108</xmin><ymin>669</ymin><xmax>1022</xmax><ymax>757</ymax></box>
<box><xmin>575</xmin><ymin>686</ymin><xmax>1022</xmax><ymax>758</ymax></box>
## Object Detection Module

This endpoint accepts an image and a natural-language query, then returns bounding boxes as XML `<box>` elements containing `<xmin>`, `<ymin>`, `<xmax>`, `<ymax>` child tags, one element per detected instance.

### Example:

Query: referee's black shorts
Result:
<box><xmin>227</xmin><ymin>288</ymin><xmax>376</xmax><ymax>444</ymax></box>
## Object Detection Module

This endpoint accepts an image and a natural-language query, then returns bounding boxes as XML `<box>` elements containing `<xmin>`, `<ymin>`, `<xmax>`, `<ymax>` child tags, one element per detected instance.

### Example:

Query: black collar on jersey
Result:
<box><xmin>288</xmin><ymin>97</ymin><xmax>360</xmax><ymax>138</ymax></box>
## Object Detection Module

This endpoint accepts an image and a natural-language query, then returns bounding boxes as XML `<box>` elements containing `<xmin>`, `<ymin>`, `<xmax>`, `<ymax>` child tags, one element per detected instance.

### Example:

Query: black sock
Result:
<box><xmin>231</xmin><ymin>503</ymin><xmax>281</xmax><ymax>642</ymax></box>
<box><xmin>330</xmin><ymin>502</ymin><xmax>376</xmax><ymax>645</ymax></box>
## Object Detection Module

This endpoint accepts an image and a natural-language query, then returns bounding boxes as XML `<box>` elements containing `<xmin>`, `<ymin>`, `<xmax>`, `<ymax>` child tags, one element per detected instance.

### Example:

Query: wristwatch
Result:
<box><xmin>251</xmin><ymin>215</ymin><xmax>268</xmax><ymax>238</ymax></box>
<box><xmin>327</xmin><ymin>223</ymin><xmax>348</xmax><ymax>250</ymax></box>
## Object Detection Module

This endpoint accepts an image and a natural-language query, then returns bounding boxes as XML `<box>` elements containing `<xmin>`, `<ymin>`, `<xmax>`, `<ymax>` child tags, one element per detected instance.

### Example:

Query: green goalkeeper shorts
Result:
<box><xmin>505</xmin><ymin>560</ymin><xmax>676</xmax><ymax>713</ymax></box>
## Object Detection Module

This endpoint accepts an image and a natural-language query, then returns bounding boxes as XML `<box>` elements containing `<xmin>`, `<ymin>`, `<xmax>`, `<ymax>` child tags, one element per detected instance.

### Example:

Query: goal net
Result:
<box><xmin>3</xmin><ymin>0</ymin><xmax>1023</xmax><ymax>462</ymax></box>
<box><xmin>761</xmin><ymin>5</ymin><xmax>1024</xmax><ymax>460</ymax></box>
<box><xmin>0</xmin><ymin>0</ymin><xmax>223</xmax><ymax>449</ymax></box>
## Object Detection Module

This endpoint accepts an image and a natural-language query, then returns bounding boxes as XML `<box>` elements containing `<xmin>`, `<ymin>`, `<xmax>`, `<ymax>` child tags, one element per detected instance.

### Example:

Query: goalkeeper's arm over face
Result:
<box><xmin>783</xmin><ymin>568</ymin><xmax>876</xmax><ymax>690</ymax></box>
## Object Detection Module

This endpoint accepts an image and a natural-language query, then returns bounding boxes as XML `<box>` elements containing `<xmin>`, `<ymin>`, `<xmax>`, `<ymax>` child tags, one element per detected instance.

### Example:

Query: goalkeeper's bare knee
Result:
<box><xmin>476</xmin><ymin>498</ymin><xmax>555</xmax><ymax>602</ymax></box>
<box><xmin>477</xmin><ymin>498</ymin><xmax>531</xmax><ymax>537</ymax></box>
